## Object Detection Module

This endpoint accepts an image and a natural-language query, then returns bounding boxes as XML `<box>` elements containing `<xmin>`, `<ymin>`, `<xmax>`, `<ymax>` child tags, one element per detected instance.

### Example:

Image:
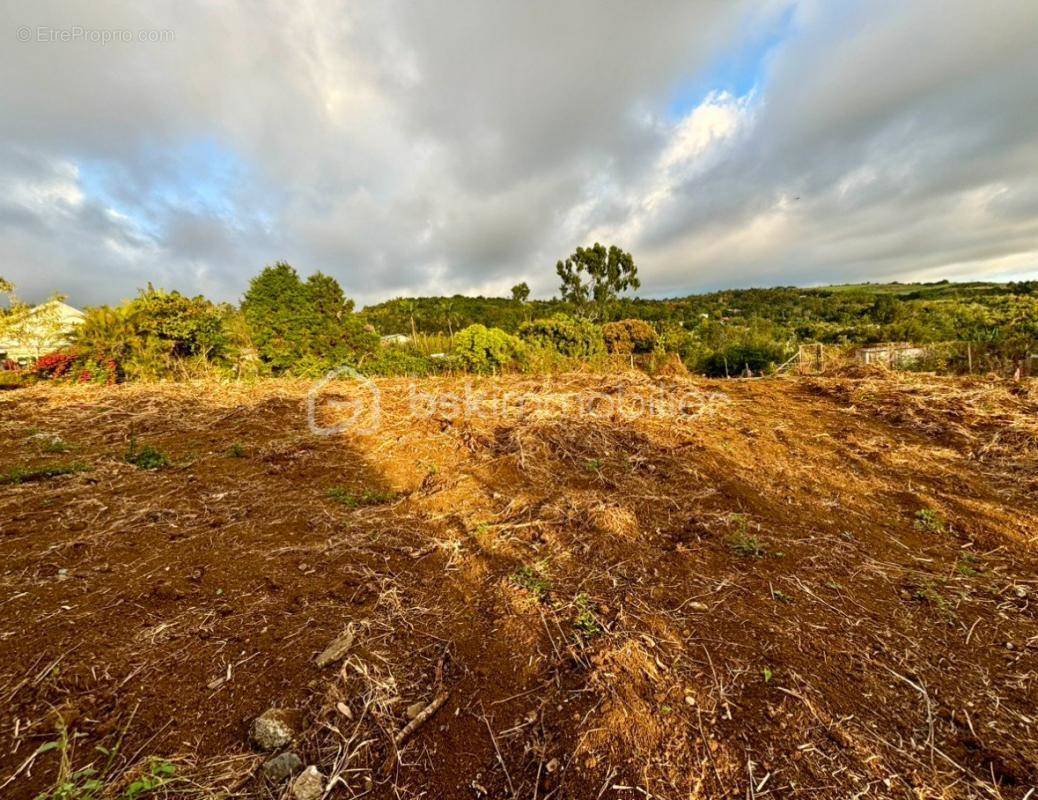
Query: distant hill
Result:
<box><xmin>359</xmin><ymin>280</ymin><xmax>1038</xmax><ymax>341</ymax></box>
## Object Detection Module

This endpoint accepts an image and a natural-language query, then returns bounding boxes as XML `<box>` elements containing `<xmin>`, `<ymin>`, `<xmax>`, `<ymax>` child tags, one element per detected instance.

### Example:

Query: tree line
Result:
<box><xmin>2</xmin><ymin>245</ymin><xmax>1037</xmax><ymax>383</ymax></box>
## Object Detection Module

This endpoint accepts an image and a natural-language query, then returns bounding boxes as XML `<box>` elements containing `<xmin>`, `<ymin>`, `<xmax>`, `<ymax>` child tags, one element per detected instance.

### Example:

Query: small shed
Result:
<box><xmin>855</xmin><ymin>342</ymin><xmax>926</xmax><ymax>367</ymax></box>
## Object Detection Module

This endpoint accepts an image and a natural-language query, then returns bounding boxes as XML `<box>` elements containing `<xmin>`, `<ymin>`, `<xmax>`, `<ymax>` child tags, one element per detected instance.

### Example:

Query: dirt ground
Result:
<box><xmin>1</xmin><ymin>372</ymin><xmax>1036</xmax><ymax>799</ymax></box>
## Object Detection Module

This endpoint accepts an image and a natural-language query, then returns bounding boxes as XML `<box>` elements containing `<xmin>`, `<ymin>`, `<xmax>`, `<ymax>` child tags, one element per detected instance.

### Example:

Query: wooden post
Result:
<box><xmin>967</xmin><ymin>342</ymin><xmax>972</xmax><ymax>374</ymax></box>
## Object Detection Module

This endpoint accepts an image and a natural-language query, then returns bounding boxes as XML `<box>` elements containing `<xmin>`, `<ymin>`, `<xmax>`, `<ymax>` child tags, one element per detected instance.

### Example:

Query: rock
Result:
<box><xmin>315</xmin><ymin>625</ymin><xmax>355</xmax><ymax>668</ymax></box>
<box><xmin>406</xmin><ymin>700</ymin><xmax>426</xmax><ymax>720</ymax></box>
<box><xmin>291</xmin><ymin>765</ymin><xmax>324</xmax><ymax>800</ymax></box>
<box><xmin>251</xmin><ymin>709</ymin><xmax>294</xmax><ymax>751</ymax></box>
<box><xmin>261</xmin><ymin>751</ymin><xmax>302</xmax><ymax>783</ymax></box>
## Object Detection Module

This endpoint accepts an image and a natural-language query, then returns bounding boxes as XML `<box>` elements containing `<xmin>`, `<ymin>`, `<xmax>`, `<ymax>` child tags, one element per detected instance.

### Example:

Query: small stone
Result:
<box><xmin>261</xmin><ymin>751</ymin><xmax>302</xmax><ymax>783</ymax></box>
<box><xmin>315</xmin><ymin>625</ymin><xmax>355</xmax><ymax>668</ymax></box>
<box><xmin>686</xmin><ymin>601</ymin><xmax>709</xmax><ymax>612</ymax></box>
<box><xmin>251</xmin><ymin>709</ymin><xmax>294</xmax><ymax>751</ymax></box>
<box><xmin>546</xmin><ymin>758</ymin><xmax>560</xmax><ymax>773</ymax></box>
<box><xmin>1013</xmin><ymin>585</ymin><xmax>1028</xmax><ymax>599</ymax></box>
<box><xmin>406</xmin><ymin>701</ymin><xmax>426</xmax><ymax>720</ymax></box>
<box><xmin>291</xmin><ymin>765</ymin><xmax>324</xmax><ymax>800</ymax></box>
<box><xmin>335</xmin><ymin>701</ymin><xmax>353</xmax><ymax>720</ymax></box>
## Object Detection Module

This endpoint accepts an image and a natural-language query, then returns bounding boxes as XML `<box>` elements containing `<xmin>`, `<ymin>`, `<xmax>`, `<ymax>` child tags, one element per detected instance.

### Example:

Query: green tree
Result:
<box><xmin>241</xmin><ymin>262</ymin><xmax>375</xmax><ymax>374</ymax></box>
<box><xmin>870</xmin><ymin>294</ymin><xmax>898</xmax><ymax>324</ymax></box>
<box><xmin>556</xmin><ymin>243</ymin><xmax>639</xmax><ymax>321</ymax></box>
<box><xmin>511</xmin><ymin>282</ymin><xmax>530</xmax><ymax>303</ymax></box>
<box><xmin>241</xmin><ymin>262</ymin><xmax>317</xmax><ymax>371</ymax></box>
<box><xmin>129</xmin><ymin>286</ymin><xmax>226</xmax><ymax>359</ymax></box>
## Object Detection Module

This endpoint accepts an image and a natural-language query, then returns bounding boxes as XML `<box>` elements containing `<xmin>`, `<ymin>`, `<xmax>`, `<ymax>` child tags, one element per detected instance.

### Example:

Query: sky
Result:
<box><xmin>1</xmin><ymin>0</ymin><xmax>1037</xmax><ymax>308</ymax></box>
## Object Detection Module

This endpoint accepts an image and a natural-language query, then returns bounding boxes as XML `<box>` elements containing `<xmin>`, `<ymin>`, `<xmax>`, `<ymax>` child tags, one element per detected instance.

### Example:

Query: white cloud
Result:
<box><xmin>0</xmin><ymin>0</ymin><xmax>1035</xmax><ymax>306</ymax></box>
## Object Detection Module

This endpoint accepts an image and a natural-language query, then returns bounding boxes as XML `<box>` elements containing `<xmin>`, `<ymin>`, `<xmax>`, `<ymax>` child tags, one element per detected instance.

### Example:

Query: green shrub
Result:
<box><xmin>452</xmin><ymin>324</ymin><xmax>524</xmax><ymax>373</ymax></box>
<box><xmin>0</xmin><ymin>370</ymin><xmax>30</xmax><ymax>390</ymax></box>
<box><xmin>361</xmin><ymin>346</ymin><xmax>441</xmax><ymax>376</ymax></box>
<box><xmin>699</xmin><ymin>342</ymin><xmax>788</xmax><ymax>377</ymax></box>
<box><xmin>602</xmin><ymin>319</ymin><xmax>657</xmax><ymax>354</ymax></box>
<box><xmin>518</xmin><ymin>314</ymin><xmax>604</xmax><ymax>358</ymax></box>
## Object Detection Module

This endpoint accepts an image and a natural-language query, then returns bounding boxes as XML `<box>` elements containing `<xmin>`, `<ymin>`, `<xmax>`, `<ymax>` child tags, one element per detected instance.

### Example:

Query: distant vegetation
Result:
<box><xmin>2</xmin><ymin>246</ymin><xmax>1037</xmax><ymax>384</ymax></box>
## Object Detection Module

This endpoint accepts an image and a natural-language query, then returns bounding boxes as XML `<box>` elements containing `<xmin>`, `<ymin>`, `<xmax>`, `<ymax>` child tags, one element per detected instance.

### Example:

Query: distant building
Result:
<box><xmin>855</xmin><ymin>342</ymin><xmax>927</xmax><ymax>367</ymax></box>
<box><xmin>379</xmin><ymin>333</ymin><xmax>411</xmax><ymax>347</ymax></box>
<box><xmin>0</xmin><ymin>300</ymin><xmax>85</xmax><ymax>365</ymax></box>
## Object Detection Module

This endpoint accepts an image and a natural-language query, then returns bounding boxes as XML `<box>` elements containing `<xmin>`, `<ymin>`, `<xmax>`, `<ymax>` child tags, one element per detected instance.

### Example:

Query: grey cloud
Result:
<box><xmin>0</xmin><ymin>0</ymin><xmax>1035</xmax><ymax>307</ymax></box>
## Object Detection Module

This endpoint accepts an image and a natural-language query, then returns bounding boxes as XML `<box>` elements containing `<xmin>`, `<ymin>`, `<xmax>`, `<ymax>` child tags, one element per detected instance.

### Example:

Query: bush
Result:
<box><xmin>33</xmin><ymin>351</ymin><xmax>78</xmax><ymax>379</ymax></box>
<box><xmin>699</xmin><ymin>343</ymin><xmax>788</xmax><ymax>377</ymax></box>
<box><xmin>31</xmin><ymin>350</ymin><xmax>120</xmax><ymax>384</ymax></box>
<box><xmin>452</xmin><ymin>325</ymin><xmax>524</xmax><ymax>373</ymax></box>
<box><xmin>0</xmin><ymin>371</ymin><xmax>27</xmax><ymax>390</ymax></box>
<box><xmin>129</xmin><ymin>287</ymin><xmax>227</xmax><ymax>359</ymax></box>
<box><xmin>361</xmin><ymin>346</ymin><xmax>441</xmax><ymax>377</ymax></box>
<box><xmin>602</xmin><ymin>319</ymin><xmax>657</xmax><ymax>354</ymax></box>
<box><xmin>518</xmin><ymin>314</ymin><xmax>604</xmax><ymax>358</ymax></box>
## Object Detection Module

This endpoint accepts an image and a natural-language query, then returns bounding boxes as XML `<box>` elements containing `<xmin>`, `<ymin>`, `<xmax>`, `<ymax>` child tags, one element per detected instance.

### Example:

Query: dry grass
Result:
<box><xmin>1</xmin><ymin>372</ymin><xmax>1037</xmax><ymax>800</ymax></box>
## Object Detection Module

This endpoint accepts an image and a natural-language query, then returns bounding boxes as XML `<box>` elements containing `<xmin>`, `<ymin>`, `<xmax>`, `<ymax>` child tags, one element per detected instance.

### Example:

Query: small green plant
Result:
<box><xmin>327</xmin><ymin>486</ymin><xmax>397</xmax><ymax>508</ymax></box>
<box><xmin>512</xmin><ymin>565</ymin><xmax>551</xmax><ymax>600</ymax></box>
<box><xmin>573</xmin><ymin>593</ymin><xmax>601</xmax><ymax>636</ymax></box>
<box><xmin>956</xmin><ymin>554</ymin><xmax>982</xmax><ymax>578</ymax></box>
<box><xmin>762</xmin><ymin>666</ymin><xmax>774</xmax><ymax>683</ymax></box>
<box><xmin>122</xmin><ymin>758</ymin><xmax>177</xmax><ymax>800</ymax></box>
<box><xmin>29</xmin><ymin>720</ymin><xmax>176</xmax><ymax>800</ymax></box>
<box><xmin>771</xmin><ymin>588</ymin><xmax>792</xmax><ymax>604</ymax></box>
<box><xmin>226</xmin><ymin>442</ymin><xmax>246</xmax><ymax>458</ymax></box>
<box><xmin>914</xmin><ymin>508</ymin><xmax>946</xmax><ymax>534</ymax></box>
<box><xmin>726</xmin><ymin>514</ymin><xmax>766</xmax><ymax>557</ymax></box>
<box><xmin>35</xmin><ymin>436</ymin><xmax>71</xmax><ymax>454</ymax></box>
<box><xmin>728</xmin><ymin>532</ymin><xmax>766</xmax><ymax>558</ymax></box>
<box><xmin>584</xmin><ymin>458</ymin><xmax>603</xmax><ymax>473</ymax></box>
<box><xmin>125</xmin><ymin>437</ymin><xmax>168</xmax><ymax>470</ymax></box>
<box><xmin>912</xmin><ymin>580</ymin><xmax>949</xmax><ymax>610</ymax></box>
<box><xmin>1</xmin><ymin>462</ymin><xmax>89</xmax><ymax>485</ymax></box>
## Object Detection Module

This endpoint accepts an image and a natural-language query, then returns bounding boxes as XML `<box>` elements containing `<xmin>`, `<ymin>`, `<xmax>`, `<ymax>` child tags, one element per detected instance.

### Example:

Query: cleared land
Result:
<box><xmin>1</xmin><ymin>373</ymin><xmax>1036</xmax><ymax>799</ymax></box>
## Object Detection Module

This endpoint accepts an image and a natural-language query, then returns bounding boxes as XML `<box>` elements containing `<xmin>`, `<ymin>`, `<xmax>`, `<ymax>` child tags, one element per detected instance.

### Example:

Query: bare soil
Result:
<box><xmin>1</xmin><ymin>373</ymin><xmax>1036</xmax><ymax>799</ymax></box>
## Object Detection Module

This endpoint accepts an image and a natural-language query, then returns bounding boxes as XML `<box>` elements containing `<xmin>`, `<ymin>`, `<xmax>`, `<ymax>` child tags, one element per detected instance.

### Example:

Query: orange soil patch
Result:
<box><xmin>0</xmin><ymin>373</ymin><xmax>1036</xmax><ymax>799</ymax></box>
